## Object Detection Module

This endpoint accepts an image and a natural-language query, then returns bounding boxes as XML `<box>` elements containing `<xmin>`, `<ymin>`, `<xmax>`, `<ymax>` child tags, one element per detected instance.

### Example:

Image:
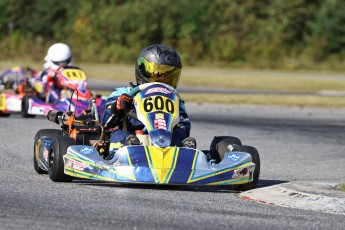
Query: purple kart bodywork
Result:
<box><xmin>27</xmin><ymin>96</ymin><xmax>106</xmax><ymax>116</ymax></box>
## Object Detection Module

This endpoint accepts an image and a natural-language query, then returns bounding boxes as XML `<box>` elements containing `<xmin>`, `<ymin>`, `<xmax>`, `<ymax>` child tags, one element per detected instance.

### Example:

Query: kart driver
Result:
<box><xmin>40</xmin><ymin>42</ymin><xmax>73</xmax><ymax>103</ymax></box>
<box><xmin>100</xmin><ymin>44</ymin><xmax>196</xmax><ymax>155</ymax></box>
<box><xmin>0</xmin><ymin>66</ymin><xmax>38</xmax><ymax>92</ymax></box>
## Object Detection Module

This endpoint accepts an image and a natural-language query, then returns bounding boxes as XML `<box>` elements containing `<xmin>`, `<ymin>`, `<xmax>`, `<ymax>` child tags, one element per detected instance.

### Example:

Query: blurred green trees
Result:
<box><xmin>0</xmin><ymin>0</ymin><xmax>344</xmax><ymax>70</ymax></box>
<box><xmin>309</xmin><ymin>0</ymin><xmax>345</xmax><ymax>56</ymax></box>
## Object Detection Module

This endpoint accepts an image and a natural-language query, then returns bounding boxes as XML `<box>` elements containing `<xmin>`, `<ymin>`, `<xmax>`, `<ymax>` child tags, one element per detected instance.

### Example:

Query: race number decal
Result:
<box><xmin>61</xmin><ymin>69</ymin><xmax>87</xmax><ymax>81</ymax></box>
<box><xmin>143</xmin><ymin>96</ymin><xmax>174</xmax><ymax>114</ymax></box>
<box><xmin>0</xmin><ymin>94</ymin><xmax>6</xmax><ymax>110</ymax></box>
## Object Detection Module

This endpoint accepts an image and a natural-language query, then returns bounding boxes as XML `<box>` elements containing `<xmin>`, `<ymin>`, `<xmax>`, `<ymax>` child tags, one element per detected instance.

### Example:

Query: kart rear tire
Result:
<box><xmin>34</xmin><ymin>129</ymin><xmax>61</xmax><ymax>174</ymax></box>
<box><xmin>0</xmin><ymin>112</ymin><xmax>10</xmax><ymax>117</ymax></box>
<box><xmin>210</xmin><ymin>136</ymin><xmax>242</xmax><ymax>162</ymax></box>
<box><xmin>48</xmin><ymin>136</ymin><xmax>75</xmax><ymax>182</ymax></box>
<box><xmin>22</xmin><ymin>95</ymin><xmax>36</xmax><ymax>118</ymax></box>
<box><xmin>233</xmin><ymin>145</ymin><xmax>260</xmax><ymax>191</ymax></box>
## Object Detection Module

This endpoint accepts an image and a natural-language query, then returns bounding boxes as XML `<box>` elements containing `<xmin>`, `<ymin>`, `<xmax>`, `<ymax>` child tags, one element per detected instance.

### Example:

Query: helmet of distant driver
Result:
<box><xmin>46</xmin><ymin>43</ymin><xmax>72</xmax><ymax>69</ymax></box>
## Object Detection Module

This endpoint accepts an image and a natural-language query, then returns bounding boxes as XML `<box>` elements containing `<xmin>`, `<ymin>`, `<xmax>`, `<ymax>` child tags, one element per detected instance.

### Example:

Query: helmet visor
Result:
<box><xmin>138</xmin><ymin>57</ymin><xmax>181</xmax><ymax>88</ymax></box>
<box><xmin>52</xmin><ymin>57</ymin><xmax>72</xmax><ymax>68</ymax></box>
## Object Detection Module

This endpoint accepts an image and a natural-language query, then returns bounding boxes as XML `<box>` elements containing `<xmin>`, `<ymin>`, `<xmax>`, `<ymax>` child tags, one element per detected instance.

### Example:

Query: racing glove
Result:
<box><xmin>47</xmin><ymin>69</ymin><xmax>58</xmax><ymax>80</ymax></box>
<box><xmin>111</xmin><ymin>93</ymin><xmax>133</xmax><ymax>118</ymax></box>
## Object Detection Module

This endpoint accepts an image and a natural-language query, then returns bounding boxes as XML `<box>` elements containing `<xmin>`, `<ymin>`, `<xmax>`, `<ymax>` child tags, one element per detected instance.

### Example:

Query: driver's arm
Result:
<box><xmin>100</xmin><ymin>87</ymin><xmax>132</xmax><ymax>127</ymax></box>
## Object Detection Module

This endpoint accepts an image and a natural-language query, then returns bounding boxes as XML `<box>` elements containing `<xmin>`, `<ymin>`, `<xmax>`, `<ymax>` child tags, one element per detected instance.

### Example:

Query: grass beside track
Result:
<box><xmin>2</xmin><ymin>61</ymin><xmax>345</xmax><ymax>107</ymax></box>
<box><xmin>180</xmin><ymin>94</ymin><xmax>345</xmax><ymax>108</ymax></box>
<box><xmin>341</xmin><ymin>184</ymin><xmax>345</xmax><ymax>192</ymax></box>
<box><xmin>81</xmin><ymin>63</ymin><xmax>345</xmax><ymax>94</ymax></box>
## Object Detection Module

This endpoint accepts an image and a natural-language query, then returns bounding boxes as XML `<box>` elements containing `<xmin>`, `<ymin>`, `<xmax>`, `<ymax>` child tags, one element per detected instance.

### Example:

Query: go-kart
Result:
<box><xmin>0</xmin><ymin>66</ymin><xmax>40</xmax><ymax>117</ymax></box>
<box><xmin>0</xmin><ymin>66</ymin><xmax>106</xmax><ymax>118</ymax></box>
<box><xmin>0</xmin><ymin>66</ymin><xmax>39</xmax><ymax>90</ymax></box>
<box><xmin>34</xmin><ymin>82</ymin><xmax>260</xmax><ymax>191</ymax></box>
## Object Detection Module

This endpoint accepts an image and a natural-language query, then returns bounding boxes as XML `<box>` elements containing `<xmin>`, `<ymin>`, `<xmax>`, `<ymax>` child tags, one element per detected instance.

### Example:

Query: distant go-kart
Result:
<box><xmin>34</xmin><ymin>82</ymin><xmax>260</xmax><ymax>191</ymax></box>
<box><xmin>0</xmin><ymin>66</ymin><xmax>40</xmax><ymax>117</ymax></box>
<box><xmin>0</xmin><ymin>66</ymin><xmax>106</xmax><ymax>118</ymax></box>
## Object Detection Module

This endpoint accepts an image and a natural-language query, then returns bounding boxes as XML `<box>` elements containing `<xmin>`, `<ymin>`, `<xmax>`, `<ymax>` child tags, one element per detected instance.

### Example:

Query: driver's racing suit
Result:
<box><xmin>100</xmin><ymin>85</ymin><xmax>191</xmax><ymax>153</ymax></box>
<box><xmin>40</xmin><ymin>67</ymin><xmax>62</xmax><ymax>103</ymax></box>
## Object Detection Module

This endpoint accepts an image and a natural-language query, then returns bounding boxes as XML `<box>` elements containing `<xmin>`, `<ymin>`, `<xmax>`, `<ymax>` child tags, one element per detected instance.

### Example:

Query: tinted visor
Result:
<box><xmin>52</xmin><ymin>57</ymin><xmax>72</xmax><ymax>67</ymax></box>
<box><xmin>138</xmin><ymin>57</ymin><xmax>181</xmax><ymax>88</ymax></box>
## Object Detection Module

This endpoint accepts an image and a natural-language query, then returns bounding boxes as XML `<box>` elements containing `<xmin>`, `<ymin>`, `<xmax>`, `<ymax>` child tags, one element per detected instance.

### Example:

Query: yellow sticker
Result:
<box><xmin>0</xmin><ymin>94</ymin><xmax>6</xmax><ymax>110</ymax></box>
<box><xmin>33</xmin><ymin>82</ymin><xmax>43</xmax><ymax>93</ymax></box>
<box><xmin>61</xmin><ymin>69</ymin><xmax>87</xmax><ymax>81</ymax></box>
<box><xmin>155</xmin><ymin>113</ymin><xmax>164</xmax><ymax>119</ymax></box>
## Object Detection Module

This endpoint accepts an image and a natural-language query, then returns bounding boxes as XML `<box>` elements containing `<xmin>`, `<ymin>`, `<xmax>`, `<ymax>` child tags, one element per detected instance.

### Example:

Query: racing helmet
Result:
<box><xmin>135</xmin><ymin>44</ymin><xmax>182</xmax><ymax>88</ymax></box>
<box><xmin>46</xmin><ymin>43</ymin><xmax>72</xmax><ymax>69</ymax></box>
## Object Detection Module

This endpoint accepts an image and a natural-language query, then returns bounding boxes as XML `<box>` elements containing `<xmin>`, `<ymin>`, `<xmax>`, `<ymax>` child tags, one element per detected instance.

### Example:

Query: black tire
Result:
<box><xmin>34</xmin><ymin>129</ymin><xmax>61</xmax><ymax>174</ymax></box>
<box><xmin>0</xmin><ymin>112</ymin><xmax>10</xmax><ymax>117</ymax></box>
<box><xmin>233</xmin><ymin>145</ymin><xmax>260</xmax><ymax>191</ymax></box>
<box><xmin>210</xmin><ymin>136</ymin><xmax>242</xmax><ymax>162</ymax></box>
<box><xmin>4</xmin><ymin>81</ymin><xmax>14</xmax><ymax>89</ymax></box>
<box><xmin>48</xmin><ymin>136</ymin><xmax>75</xmax><ymax>182</ymax></box>
<box><xmin>21</xmin><ymin>95</ymin><xmax>36</xmax><ymax>118</ymax></box>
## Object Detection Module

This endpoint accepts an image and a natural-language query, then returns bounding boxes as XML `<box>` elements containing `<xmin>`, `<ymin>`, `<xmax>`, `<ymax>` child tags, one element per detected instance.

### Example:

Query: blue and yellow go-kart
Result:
<box><xmin>34</xmin><ymin>82</ymin><xmax>260</xmax><ymax>191</ymax></box>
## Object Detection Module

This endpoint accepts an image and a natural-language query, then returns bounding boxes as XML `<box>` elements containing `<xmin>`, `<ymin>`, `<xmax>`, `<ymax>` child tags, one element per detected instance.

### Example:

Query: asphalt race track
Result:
<box><xmin>0</xmin><ymin>103</ymin><xmax>344</xmax><ymax>230</ymax></box>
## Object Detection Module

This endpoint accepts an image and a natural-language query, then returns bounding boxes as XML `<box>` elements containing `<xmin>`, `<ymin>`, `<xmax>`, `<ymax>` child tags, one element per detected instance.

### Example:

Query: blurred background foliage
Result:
<box><xmin>0</xmin><ymin>0</ymin><xmax>345</xmax><ymax>70</ymax></box>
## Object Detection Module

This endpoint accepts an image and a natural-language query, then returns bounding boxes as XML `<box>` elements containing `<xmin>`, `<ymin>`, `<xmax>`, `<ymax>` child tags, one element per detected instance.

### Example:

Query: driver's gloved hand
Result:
<box><xmin>111</xmin><ymin>93</ymin><xmax>133</xmax><ymax>117</ymax></box>
<box><xmin>116</xmin><ymin>93</ymin><xmax>133</xmax><ymax>112</ymax></box>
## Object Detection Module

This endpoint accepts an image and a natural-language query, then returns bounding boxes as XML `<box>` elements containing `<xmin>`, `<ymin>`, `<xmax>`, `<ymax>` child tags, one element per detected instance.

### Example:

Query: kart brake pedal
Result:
<box><xmin>182</xmin><ymin>137</ymin><xmax>197</xmax><ymax>149</ymax></box>
<box><xmin>125</xmin><ymin>135</ymin><xmax>140</xmax><ymax>146</ymax></box>
<box><xmin>209</xmin><ymin>159</ymin><xmax>216</xmax><ymax>166</ymax></box>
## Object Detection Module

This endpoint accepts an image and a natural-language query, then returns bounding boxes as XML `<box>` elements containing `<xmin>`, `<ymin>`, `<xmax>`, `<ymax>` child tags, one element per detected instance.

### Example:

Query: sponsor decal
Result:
<box><xmin>80</xmin><ymin>146</ymin><xmax>93</xmax><ymax>154</ymax></box>
<box><xmin>30</xmin><ymin>105</ymin><xmax>47</xmax><ymax>115</ymax></box>
<box><xmin>155</xmin><ymin>113</ymin><xmax>164</xmax><ymax>119</ymax></box>
<box><xmin>43</xmin><ymin>148</ymin><xmax>49</xmax><ymax>162</ymax></box>
<box><xmin>6</xmin><ymin>96</ymin><xmax>21</xmax><ymax>111</ymax></box>
<box><xmin>66</xmin><ymin>159</ymin><xmax>89</xmax><ymax>171</ymax></box>
<box><xmin>232</xmin><ymin>168</ymin><xmax>249</xmax><ymax>178</ymax></box>
<box><xmin>154</xmin><ymin>118</ymin><xmax>167</xmax><ymax>130</ymax></box>
<box><xmin>228</xmin><ymin>153</ymin><xmax>240</xmax><ymax>162</ymax></box>
<box><xmin>145</xmin><ymin>87</ymin><xmax>171</xmax><ymax>95</ymax></box>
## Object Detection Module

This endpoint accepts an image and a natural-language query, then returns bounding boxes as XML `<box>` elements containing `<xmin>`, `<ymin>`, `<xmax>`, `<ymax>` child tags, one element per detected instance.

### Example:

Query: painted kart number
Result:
<box><xmin>61</xmin><ymin>69</ymin><xmax>87</xmax><ymax>81</ymax></box>
<box><xmin>0</xmin><ymin>94</ymin><xmax>6</xmax><ymax>110</ymax></box>
<box><xmin>143</xmin><ymin>95</ymin><xmax>174</xmax><ymax>114</ymax></box>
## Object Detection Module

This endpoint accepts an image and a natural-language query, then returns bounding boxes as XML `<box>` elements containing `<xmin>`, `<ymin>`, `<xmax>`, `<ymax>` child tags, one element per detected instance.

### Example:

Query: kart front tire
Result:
<box><xmin>21</xmin><ymin>95</ymin><xmax>35</xmax><ymax>118</ymax></box>
<box><xmin>210</xmin><ymin>136</ymin><xmax>242</xmax><ymax>162</ymax></box>
<box><xmin>233</xmin><ymin>145</ymin><xmax>260</xmax><ymax>191</ymax></box>
<box><xmin>48</xmin><ymin>136</ymin><xmax>75</xmax><ymax>182</ymax></box>
<box><xmin>34</xmin><ymin>129</ymin><xmax>61</xmax><ymax>174</ymax></box>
